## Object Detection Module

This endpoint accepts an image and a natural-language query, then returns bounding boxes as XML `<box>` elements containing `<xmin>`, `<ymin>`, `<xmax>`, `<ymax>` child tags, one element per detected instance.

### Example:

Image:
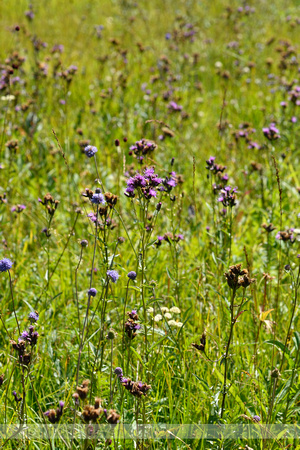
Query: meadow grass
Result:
<box><xmin>0</xmin><ymin>0</ymin><xmax>300</xmax><ymax>448</ymax></box>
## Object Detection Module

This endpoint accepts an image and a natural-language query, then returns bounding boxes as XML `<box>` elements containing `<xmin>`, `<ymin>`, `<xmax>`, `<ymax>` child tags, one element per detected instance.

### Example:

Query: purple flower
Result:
<box><xmin>253</xmin><ymin>415</ymin><xmax>261</xmax><ymax>423</ymax></box>
<box><xmin>168</xmin><ymin>101</ymin><xmax>183</xmax><ymax>112</ymax></box>
<box><xmin>28</xmin><ymin>311</ymin><xmax>39</xmax><ymax>323</ymax></box>
<box><xmin>11</xmin><ymin>204</ymin><xmax>26</xmax><ymax>213</ymax></box>
<box><xmin>114</xmin><ymin>367</ymin><xmax>123</xmax><ymax>377</ymax></box>
<box><xmin>107</xmin><ymin>270</ymin><xmax>119</xmax><ymax>283</ymax></box>
<box><xmin>263</xmin><ymin>123</ymin><xmax>280</xmax><ymax>141</ymax></box>
<box><xmin>165</xmin><ymin>33</ymin><xmax>172</xmax><ymax>40</ymax></box>
<box><xmin>0</xmin><ymin>258</ymin><xmax>13</xmax><ymax>272</ymax></box>
<box><xmin>88</xmin><ymin>288</ymin><xmax>97</xmax><ymax>297</ymax></box>
<box><xmin>218</xmin><ymin>186</ymin><xmax>238</xmax><ymax>208</ymax></box>
<box><xmin>12</xmin><ymin>391</ymin><xmax>22</xmax><ymax>402</ymax></box>
<box><xmin>127</xmin><ymin>271</ymin><xmax>137</xmax><ymax>280</ymax></box>
<box><xmin>91</xmin><ymin>192</ymin><xmax>105</xmax><ymax>205</ymax></box>
<box><xmin>84</xmin><ymin>145</ymin><xmax>98</xmax><ymax>158</ymax></box>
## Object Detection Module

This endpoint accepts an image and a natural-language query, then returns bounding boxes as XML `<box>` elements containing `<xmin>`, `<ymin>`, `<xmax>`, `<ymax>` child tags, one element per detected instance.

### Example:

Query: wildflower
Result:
<box><xmin>154</xmin><ymin>314</ymin><xmax>162</xmax><ymax>322</ymax></box>
<box><xmin>44</xmin><ymin>401</ymin><xmax>64</xmax><ymax>423</ymax></box>
<box><xmin>218</xmin><ymin>186</ymin><xmax>238</xmax><ymax>208</ymax></box>
<box><xmin>28</xmin><ymin>311</ymin><xmax>39</xmax><ymax>323</ymax></box>
<box><xmin>262</xmin><ymin>123</ymin><xmax>280</xmax><ymax>140</ymax></box>
<box><xmin>107</xmin><ymin>269</ymin><xmax>119</xmax><ymax>283</ymax></box>
<box><xmin>116</xmin><ymin>373</ymin><xmax>151</xmax><ymax>398</ymax></box>
<box><xmin>164</xmin><ymin>312</ymin><xmax>172</xmax><ymax>319</ymax></box>
<box><xmin>88</xmin><ymin>288</ymin><xmax>97</xmax><ymax>297</ymax></box>
<box><xmin>0</xmin><ymin>258</ymin><xmax>13</xmax><ymax>272</ymax></box>
<box><xmin>276</xmin><ymin>229</ymin><xmax>294</xmax><ymax>242</ymax></box>
<box><xmin>127</xmin><ymin>271</ymin><xmax>137</xmax><ymax>280</ymax></box>
<box><xmin>125</xmin><ymin>310</ymin><xmax>141</xmax><ymax>339</ymax></box>
<box><xmin>11</xmin><ymin>204</ymin><xmax>26</xmax><ymax>213</ymax></box>
<box><xmin>224</xmin><ymin>264</ymin><xmax>255</xmax><ymax>290</ymax></box>
<box><xmin>175</xmin><ymin>322</ymin><xmax>183</xmax><ymax>328</ymax></box>
<box><xmin>80</xmin><ymin>239</ymin><xmax>88</xmax><ymax>247</ymax></box>
<box><xmin>91</xmin><ymin>189</ymin><xmax>105</xmax><ymax>205</ymax></box>
<box><xmin>76</xmin><ymin>379</ymin><xmax>90</xmax><ymax>400</ymax></box>
<box><xmin>114</xmin><ymin>367</ymin><xmax>123</xmax><ymax>377</ymax></box>
<box><xmin>170</xmin><ymin>306</ymin><xmax>181</xmax><ymax>314</ymax></box>
<box><xmin>192</xmin><ymin>331</ymin><xmax>206</xmax><ymax>352</ymax></box>
<box><xmin>12</xmin><ymin>391</ymin><xmax>22</xmax><ymax>402</ymax></box>
<box><xmin>262</xmin><ymin>223</ymin><xmax>276</xmax><ymax>233</ymax></box>
<box><xmin>147</xmin><ymin>307</ymin><xmax>154</xmax><ymax>314</ymax></box>
<box><xmin>253</xmin><ymin>415</ymin><xmax>261</xmax><ymax>423</ymax></box>
<box><xmin>167</xmin><ymin>320</ymin><xmax>178</xmax><ymax>327</ymax></box>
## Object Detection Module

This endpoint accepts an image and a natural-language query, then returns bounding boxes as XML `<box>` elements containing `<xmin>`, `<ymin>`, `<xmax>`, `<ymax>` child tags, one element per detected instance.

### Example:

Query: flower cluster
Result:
<box><xmin>155</xmin><ymin>232</ymin><xmax>184</xmax><ymax>247</ymax></box>
<box><xmin>262</xmin><ymin>123</ymin><xmax>280</xmax><ymax>141</ymax></box>
<box><xmin>38</xmin><ymin>193</ymin><xmax>60</xmax><ymax>216</ymax></box>
<box><xmin>218</xmin><ymin>186</ymin><xmax>238</xmax><ymax>208</ymax></box>
<box><xmin>148</xmin><ymin>306</ymin><xmax>183</xmax><ymax>328</ymax></box>
<box><xmin>124</xmin><ymin>310</ymin><xmax>141</xmax><ymax>339</ymax></box>
<box><xmin>276</xmin><ymin>229</ymin><xmax>295</xmax><ymax>242</ymax></box>
<box><xmin>129</xmin><ymin>139</ymin><xmax>157</xmax><ymax>163</ymax></box>
<box><xmin>11</xmin><ymin>325</ymin><xmax>39</xmax><ymax>366</ymax></box>
<box><xmin>28</xmin><ymin>311</ymin><xmax>39</xmax><ymax>323</ymax></box>
<box><xmin>205</xmin><ymin>156</ymin><xmax>227</xmax><ymax>175</ymax></box>
<box><xmin>11</xmin><ymin>204</ymin><xmax>26</xmax><ymax>213</ymax></box>
<box><xmin>0</xmin><ymin>258</ymin><xmax>13</xmax><ymax>272</ymax></box>
<box><xmin>224</xmin><ymin>264</ymin><xmax>255</xmax><ymax>290</ymax></box>
<box><xmin>125</xmin><ymin>167</ymin><xmax>162</xmax><ymax>199</ymax></box>
<box><xmin>114</xmin><ymin>368</ymin><xmax>151</xmax><ymax>398</ymax></box>
<box><xmin>44</xmin><ymin>401</ymin><xmax>64</xmax><ymax>424</ymax></box>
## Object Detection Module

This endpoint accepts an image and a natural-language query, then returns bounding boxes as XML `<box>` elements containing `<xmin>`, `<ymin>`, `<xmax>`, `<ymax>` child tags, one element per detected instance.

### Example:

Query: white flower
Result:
<box><xmin>167</xmin><ymin>320</ymin><xmax>178</xmax><ymax>327</ymax></box>
<box><xmin>164</xmin><ymin>312</ymin><xmax>172</xmax><ymax>319</ymax></box>
<box><xmin>154</xmin><ymin>314</ymin><xmax>162</xmax><ymax>322</ymax></box>
<box><xmin>170</xmin><ymin>307</ymin><xmax>181</xmax><ymax>314</ymax></box>
<box><xmin>147</xmin><ymin>307</ymin><xmax>154</xmax><ymax>314</ymax></box>
<box><xmin>175</xmin><ymin>322</ymin><xmax>183</xmax><ymax>328</ymax></box>
<box><xmin>160</xmin><ymin>307</ymin><xmax>169</xmax><ymax>313</ymax></box>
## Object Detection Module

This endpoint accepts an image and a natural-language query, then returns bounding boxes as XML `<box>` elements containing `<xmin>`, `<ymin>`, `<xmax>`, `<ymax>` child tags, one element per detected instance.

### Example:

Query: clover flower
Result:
<box><xmin>0</xmin><ymin>258</ymin><xmax>13</xmax><ymax>272</ymax></box>
<box><xmin>107</xmin><ymin>269</ymin><xmax>119</xmax><ymax>283</ymax></box>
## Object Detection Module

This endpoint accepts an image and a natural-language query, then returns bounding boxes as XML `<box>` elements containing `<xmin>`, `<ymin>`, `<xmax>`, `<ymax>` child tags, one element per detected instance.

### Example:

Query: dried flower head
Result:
<box><xmin>224</xmin><ymin>264</ymin><xmax>255</xmax><ymax>290</ymax></box>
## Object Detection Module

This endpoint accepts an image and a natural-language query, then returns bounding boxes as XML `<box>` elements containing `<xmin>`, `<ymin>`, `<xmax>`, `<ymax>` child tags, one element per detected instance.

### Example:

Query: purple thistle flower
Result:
<box><xmin>127</xmin><ymin>271</ymin><xmax>137</xmax><ymax>280</ymax></box>
<box><xmin>84</xmin><ymin>145</ymin><xmax>98</xmax><ymax>158</ymax></box>
<box><xmin>107</xmin><ymin>270</ymin><xmax>119</xmax><ymax>283</ymax></box>
<box><xmin>88</xmin><ymin>288</ymin><xmax>97</xmax><ymax>297</ymax></box>
<box><xmin>0</xmin><ymin>258</ymin><xmax>13</xmax><ymax>272</ymax></box>
<box><xmin>253</xmin><ymin>415</ymin><xmax>261</xmax><ymax>423</ymax></box>
<box><xmin>262</xmin><ymin>123</ymin><xmax>280</xmax><ymax>140</ymax></box>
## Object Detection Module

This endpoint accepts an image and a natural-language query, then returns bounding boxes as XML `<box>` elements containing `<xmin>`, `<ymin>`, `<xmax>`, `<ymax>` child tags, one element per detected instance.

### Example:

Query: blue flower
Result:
<box><xmin>127</xmin><ymin>271</ymin><xmax>137</xmax><ymax>280</ymax></box>
<box><xmin>28</xmin><ymin>311</ymin><xmax>39</xmax><ymax>323</ymax></box>
<box><xmin>0</xmin><ymin>258</ymin><xmax>13</xmax><ymax>272</ymax></box>
<box><xmin>107</xmin><ymin>270</ymin><xmax>119</xmax><ymax>283</ymax></box>
<box><xmin>88</xmin><ymin>288</ymin><xmax>97</xmax><ymax>297</ymax></box>
<box><xmin>91</xmin><ymin>193</ymin><xmax>105</xmax><ymax>205</ymax></box>
<box><xmin>84</xmin><ymin>145</ymin><xmax>98</xmax><ymax>157</ymax></box>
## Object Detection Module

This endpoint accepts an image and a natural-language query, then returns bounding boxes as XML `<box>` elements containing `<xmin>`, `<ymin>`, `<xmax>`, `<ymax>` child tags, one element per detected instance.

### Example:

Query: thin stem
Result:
<box><xmin>220</xmin><ymin>287</ymin><xmax>237</xmax><ymax>418</ymax></box>
<box><xmin>8</xmin><ymin>270</ymin><xmax>20</xmax><ymax>335</ymax></box>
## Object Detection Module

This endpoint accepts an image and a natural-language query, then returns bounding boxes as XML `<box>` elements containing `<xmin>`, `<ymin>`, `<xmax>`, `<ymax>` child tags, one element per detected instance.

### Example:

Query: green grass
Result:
<box><xmin>0</xmin><ymin>0</ymin><xmax>300</xmax><ymax>448</ymax></box>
